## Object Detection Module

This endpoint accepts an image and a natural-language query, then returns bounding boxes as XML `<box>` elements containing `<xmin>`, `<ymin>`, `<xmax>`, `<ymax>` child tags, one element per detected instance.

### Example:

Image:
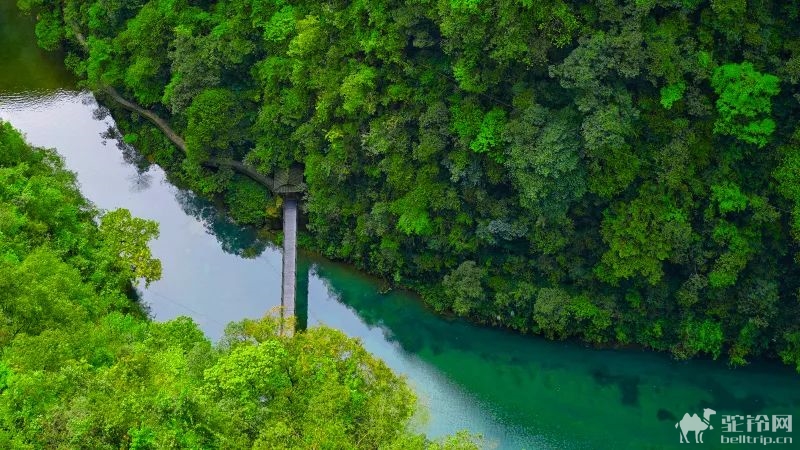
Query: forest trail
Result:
<box><xmin>72</xmin><ymin>24</ymin><xmax>306</xmax><ymax>331</ymax></box>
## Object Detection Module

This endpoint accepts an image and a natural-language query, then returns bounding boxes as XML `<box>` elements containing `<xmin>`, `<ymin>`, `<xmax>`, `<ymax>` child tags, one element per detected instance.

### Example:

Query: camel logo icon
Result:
<box><xmin>676</xmin><ymin>408</ymin><xmax>717</xmax><ymax>443</ymax></box>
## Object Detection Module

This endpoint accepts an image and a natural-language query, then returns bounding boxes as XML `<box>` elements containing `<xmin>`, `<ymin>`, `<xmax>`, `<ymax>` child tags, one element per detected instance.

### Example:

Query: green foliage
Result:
<box><xmin>580</xmin><ymin>102</ymin><xmax>640</xmax><ymax>198</ymax></box>
<box><xmin>33</xmin><ymin>10</ymin><xmax>63</xmax><ymax>51</ymax></box>
<box><xmin>570</xmin><ymin>295</ymin><xmax>613</xmax><ymax>344</ymax></box>
<box><xmin>533</xmin><ymin>287</ymin><xmax>572</xmax><ymax>339</ymax></box>
<box><xmin>660</xmin><ymin>82</ymin><xmax>686</xmax><ymax>109</ymax></box>
<box><xmin>470</xmin><ymin>107</ymin><xmax>507</xmax><ymax>162</ymax></box>
<box><xmin>442</xmin><ymin>261</ymin><xmax>487</xmax><ymax>316</ymax></box>
<box><xmin>391</xmin><ymin>189</ymin><xmax>435</xmax><ymax>237</ymax></box>
<box><xmin>675</xmin><ymin>318</ymin><xmax>724</xmax><ymax>360</ymax></box>
<box><xmin>98</xmin><ymin>208</ymin><xmax>162</xmax><ymax>287</ymax></box>
<box><xmin>340</xmin><ymin>65</ymin><xmax>378</xmax><ymax>115</ymax></box>
<box><xmin>224</xmin><ymin>176</ymin><xmax>272</xmax><ymax>225</ymax></box>
<box><xmin>774</xmin><ymin>138</ymin><xmax>800</xmax><ymax>240</ymax></box>
<box><xmin>707</xmin><ymin>222</ymin><xmax>754</xmax><ymax>288</ymax></box>
<box><xmin>24</xmin><ymin>0</ymin><xmax>800</xmax><ymax>371</ymax></box>
<box><xmin>711</xmin><ymin>63</ymin><xmax>780</xmax><ymax>147</ymax></box>
<box><xmin>255</xmin><ymin>3</ymin><xmax>296</xmax><ymax>42</ymax></box>
<box><xmin>780</xmin><ymin>330</ymin><xmax>800</xmax><ymax>372</ymax></box>
<box><xmin>0</xmin><ymin>121</ymin><xmax>29</xmax><ymax>165</ymax></box>
<box><xmin>185</xmin><ymin>88</ymin><xmax>246</xmax><ymax>162</ymax></box>
<box><xmin>0</xmin><ymin>122</ymin><xmax>475</xmax><ymax>449</ymax></box>
<box><xmin>711</xmin><ymin>182</ymin><xmax>748</xmax><ymax>214</ymax></box>
<box><xmin>598</xmin><ymin>188</ymin><xmax>693</xmax><ymax>285</ymax></box>
<box><xmin>503</xmin><ymin>104</ymin><xmax>585</xmax><ymax>218</ymax></box>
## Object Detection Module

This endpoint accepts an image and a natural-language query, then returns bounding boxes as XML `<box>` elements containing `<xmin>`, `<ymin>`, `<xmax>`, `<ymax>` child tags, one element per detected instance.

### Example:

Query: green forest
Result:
<box><xmin>17</xmin><ymin>0</ymin><xmax>800</xmax><ymax>370</ymax></box>
<box><xmin>0</xmin><ymin>120</ymin><xmax>476</xmax><ymax>448</ymax></box>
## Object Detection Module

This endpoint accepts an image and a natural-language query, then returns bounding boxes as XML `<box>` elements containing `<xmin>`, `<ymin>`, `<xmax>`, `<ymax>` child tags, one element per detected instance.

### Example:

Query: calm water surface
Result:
<box><xmin>1</xmin><ymin>3</ymin><xmax>798</xmax><ymax>449</ymax></box>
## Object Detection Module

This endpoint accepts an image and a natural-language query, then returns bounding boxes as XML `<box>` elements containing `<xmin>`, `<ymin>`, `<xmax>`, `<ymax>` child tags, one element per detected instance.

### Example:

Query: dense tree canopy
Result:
<box><xmin>18</xmin><ymin>0</ymin><xmax>800</xmax><ymax>370</ymax></box>
<box><xmin>0</xmin><ymin>121</ymin><xmax>477</xmax><ymax>448</ymax></box>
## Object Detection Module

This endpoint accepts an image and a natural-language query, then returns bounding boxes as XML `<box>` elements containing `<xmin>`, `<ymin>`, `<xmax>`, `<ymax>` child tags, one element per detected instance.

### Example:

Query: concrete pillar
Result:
<box><xmin>280</xmin><ymin>197</ymin><xmax>298</xmax><ymax>336</ymax></box>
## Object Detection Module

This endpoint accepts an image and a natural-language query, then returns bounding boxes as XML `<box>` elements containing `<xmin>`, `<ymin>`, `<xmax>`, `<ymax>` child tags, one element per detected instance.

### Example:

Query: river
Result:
<box><xmin>1</xmin><ymin>3</ymin><xmax>798</xmax><ymax>449</ymax></box>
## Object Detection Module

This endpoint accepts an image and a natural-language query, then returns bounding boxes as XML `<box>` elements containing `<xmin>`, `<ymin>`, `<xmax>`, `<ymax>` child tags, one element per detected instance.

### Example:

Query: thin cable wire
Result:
<box><xmin>146</xmin><ymin>289</ymin><xmax>229</xmax><ymax>328</ymax></box>
<box><xmin>256</xmin><ymin>248</ymin><xmax>283</xmax><ymax>276</ymax></box>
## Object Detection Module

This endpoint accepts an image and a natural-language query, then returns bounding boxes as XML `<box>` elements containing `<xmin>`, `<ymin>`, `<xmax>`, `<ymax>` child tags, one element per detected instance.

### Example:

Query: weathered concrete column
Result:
<box><xmin>281</xmin><ymin>198</ymin><xmax>298</xmax><ymax>336</ymax></box>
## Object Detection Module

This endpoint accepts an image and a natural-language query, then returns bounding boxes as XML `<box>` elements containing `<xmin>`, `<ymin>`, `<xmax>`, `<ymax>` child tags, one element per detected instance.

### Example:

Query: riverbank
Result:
<box><xmin>22</xmin><ymin>0</ymin><xmax>800</xmax><ymax>372</ymax></box>
<box><xmin>2</xmin><ymin>115</ymin><xmax>461</xmax><ymax>448</ymax></box>
<box><xmin>3</xmin><ymin>2</ymin><xmax>800</xmax><ymax>448</ymax></box>
<box><xmin>5</xmin><ymin>79</ymin><xmax>800</xmax><ymax>450</ymax></box>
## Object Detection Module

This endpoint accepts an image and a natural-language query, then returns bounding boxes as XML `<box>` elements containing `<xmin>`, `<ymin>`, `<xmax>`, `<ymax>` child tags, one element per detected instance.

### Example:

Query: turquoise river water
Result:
<box><xmin>1</xmin><ymin>3</ymin><xmax>798</xmax><ymax>448</ymax></box>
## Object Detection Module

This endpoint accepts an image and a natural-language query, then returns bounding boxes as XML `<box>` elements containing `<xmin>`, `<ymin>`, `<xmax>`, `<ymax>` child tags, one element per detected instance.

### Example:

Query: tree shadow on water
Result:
<box><xmin>95</xmin><ymin>119</ymin><xmax>273</xmax><ymax>258</ymax></box>
<box><xmin>173</xmin><ymin>189</ymin><xmax>273</xmax><ymax>258</ymax></box>
<box><xmin>591</xmin><ymin>368</ymin><xmax>641</xmax><ymax>407</ymax></box>
<box><xmin>100</xmin><ymin>125</ymin><xmax>151</xmax><ymax>176</ymax></box>
<box><xmin>691</xmin><ymin>377</ymin><xmax>770</xmax><ymax>414</ymax></box>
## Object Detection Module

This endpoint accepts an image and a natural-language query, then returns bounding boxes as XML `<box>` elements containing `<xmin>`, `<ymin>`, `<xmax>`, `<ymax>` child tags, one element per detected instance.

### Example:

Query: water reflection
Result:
<box><xmin>296</xmin><ymin>258</ymin><xmax>311</xmax><ymax>331</ymax></box>
<box><xmin>172</xmin><ymin>189</ymin><xmax>274</xmax><ymax>258</ymax></box>
<box><xmin>306</xmin><ymin>257</ymin><xmax>800</xmax><ymax>449</ymax></box>
<box><xmin>1</xmin><ymin>8</ymin><xmax>799</xmax><ymax>444</ymax></box>
<box><xmin>99</xmin><ymin>125</ymin><xmax>153</xmax><ymax>176</ymax></box>
<box><xmin>2</xmin><ymin>83</ymin><xmax>800</xmax><ymax>450</ymax></box>
<box><xmin>0</xmin><ymin>1</ymin><xmax>74</xmax><ymax>92</ymax></box>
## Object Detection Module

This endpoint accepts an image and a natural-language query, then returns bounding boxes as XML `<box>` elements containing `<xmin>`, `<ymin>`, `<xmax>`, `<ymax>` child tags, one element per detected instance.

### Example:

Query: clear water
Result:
<box><xmin>1</xmin><ymin>3</ymin><xmax>798</xmax><ymax>448</ymax></box>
